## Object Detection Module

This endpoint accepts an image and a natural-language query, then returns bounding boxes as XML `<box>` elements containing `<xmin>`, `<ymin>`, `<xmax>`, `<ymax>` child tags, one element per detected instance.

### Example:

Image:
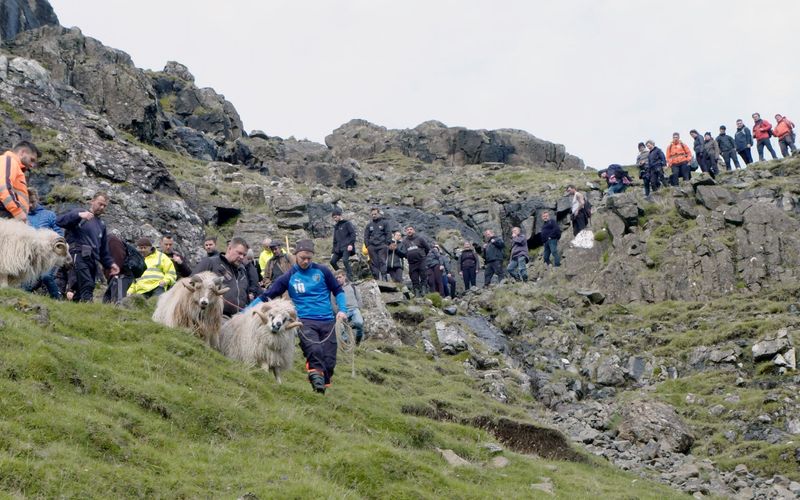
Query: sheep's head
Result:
<box><xmin>182</xmin><ymin>273</ymin><xmax>229</xmax><ymax>310</ymax></box>
<box><xmin>52</xmin><ymin>236</ymin><xmax>68</xmax><ymax>257</ymax></box>
<box><xmin>254</xmin><ymin>300</ymin><xmax>302</xmax><ymax>334</ymax></box>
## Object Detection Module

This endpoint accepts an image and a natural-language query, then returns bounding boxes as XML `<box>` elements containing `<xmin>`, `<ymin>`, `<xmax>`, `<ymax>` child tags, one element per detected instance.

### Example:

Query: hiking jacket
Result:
<box><xmin>483</xmin><ymin>237</ymin><xmax>505</xmax><ymax>263</ymax></box>
<box><xmin>245</xmin><ymin>261</ymin><xmax>261</xmax><ymax>297</ymax></box>
<box><xmin>510</xmin><ymin>233</ymin><xmax>528</xmax><ymax>260</ymax></box>
<box><xmin>332</xmin><ymin>219</ymin><xmax>357</xmax><ymax>253</ymax></box>
<box><xmin>402</xmin><ymin>234</ymin><xmax>430</xmax><ymax>265</ymax></box>
<box><xmin>666</xmin><ymin>141</ymin><xmax>692</xmax><ymax>166</ymax></box>
<box><xmin>703</xmin><ymin>138</ymin><xmax>720</xmax><ymax>160</ymax></box>
<box><xmin>424</xmin><ymin>248</ymin><xmax>445</xmax><ymax>269</ymax></box>
<box><xmin>193</xmin><ymin>253</ymin><xmax>249</xmax><ymax>316</ymax></box>
<box><xmin>716</xmin><ymin>133</ymin><xmax>736</xmax><ymax>153</ymax></box>
<box><xmin>647</xmin><ymin>147</ymin><xmax>667</xmax><ymax>170</ymax></box>
<box><xmin>258</xmin><ymin>248</ymin><xmax>273</xmax><ymax>278</ymax></box>
<box><xmin>164</xmin><ymin>250</ymin><xmax>192</xmax><ymax>278</ymax></box>
<box><xmin>459</xmin><ymin>249</ymin><xmax>478</xmax><ymax>270</ymax></box>
<box><xmin>56</xmin><ymin>208</ymin><xmax>114</xmax><ymax>268</ymax></box>
<box><xmin>735</xmin><ymin>126</ymin><xmax>753</xmax><ymax>151</ymax></box>
<box><xmin>260</xmin><ymin>263</ymin><xmax>346</xmax><ymax>321</ymax></box>
<box><xmin>775</xmin><ymin>117</ymin><xmax>795</xmax><ymax>139</ymax></box>
<box><xmin>692</xmin><ymin>135</ymin><xmax>704</xmax><ymax>156</ymax></box>
<box><xmin>753</xmin><ymin>119</ymin><xmax>773</xmax><ymax>141</ymax></box>
<box><xmin>128</xmin><ymin>250</ymin><xmax>177</xmax><ymax>295</ymax></box>
<box><xmin>386</xmin><ymin>243</ymin><xmax>406</xmax><ymax>270</ymax></box>
<box><xmin>364</xmin><ymin>217</ymin><xmax>393</xmax><ymax>247</ymax></box>
<box><xmin>540</xmin><ymin>219</ymin><xmax>562</xmax><ymax>242</ymax></box>
<box><xmin>0</xmin><ymin>151</ymin><xmax>29</xmax><ymax>220</ymax></box>
<box><xmin>28</xmin><ymin>205</ymin><xmax>63</xmax><ymax>235</ymax></box>
<box><xmin>263</xmin><ymin>254</ymin><xmax>295</xmax><ymax>285</ymax></box>
<box><xmin>636</xmin><ymin>150</ymin><xmax>649</xmax><ymax>169</ymax></box>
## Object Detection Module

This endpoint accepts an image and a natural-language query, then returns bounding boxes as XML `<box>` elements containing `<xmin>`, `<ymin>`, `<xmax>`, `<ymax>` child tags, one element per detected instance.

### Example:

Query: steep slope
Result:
<box><xmin>0</xmin><ymin>290</ymin><xmax>680</xmax><ymax>498</ymax></box>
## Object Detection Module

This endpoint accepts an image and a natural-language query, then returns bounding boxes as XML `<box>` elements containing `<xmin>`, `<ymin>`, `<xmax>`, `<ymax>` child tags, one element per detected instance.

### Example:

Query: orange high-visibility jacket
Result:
<box><xmin>666</xmin><ymin>141</ymin><xmax>692</xmax><ymax>167</ymax></box>
<box><xmin>0</xmin><ymin>151</ymin><xmax>29</xmax><ymax>219</ymax></box>
<box><xmin>775</xmin><ymin>117</ymin><xmax>795</xmax><ymax>139</ymax></box>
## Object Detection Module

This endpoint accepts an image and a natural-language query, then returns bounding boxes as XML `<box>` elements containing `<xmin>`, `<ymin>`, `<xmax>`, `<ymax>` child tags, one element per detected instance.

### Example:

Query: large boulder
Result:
<box><xmin>357</xmin><ymin>280</ymin><xmax>400</xmax><ymax>345</ymax></box>
<box><xmin>616</xmin><ymin>399</ymin><xmax>694</xmax><ymax>453</ymax></box>
<box><xmin>0</xmin><ymin>0</ymin><xmax>59</xmax><ymax>42</ymax></box>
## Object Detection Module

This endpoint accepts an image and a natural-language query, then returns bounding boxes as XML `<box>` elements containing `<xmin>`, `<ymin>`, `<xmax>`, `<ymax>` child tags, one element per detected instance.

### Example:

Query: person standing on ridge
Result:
<box><xmin>363</xmin><ymin>207</ymin><xmax>393</xmax><ymax>280</ymax></box>
<box><xmin>716</xmin><ymin>126</ymin><xmax>740</xmax><ymax>171</ymax></box>
<box><xmin>566</xmin><ymin>185</ymin><xmax>588</xmax><ymax>235</ymax></box>
<box><xmin>402</xmin><ymin>225</ymin><xmax>430</xmax><ymax>297</ymax></box>
<box><xmin>774</xmin><ymin>114</ymin><xmax>796</xmax><ymax>158</ymax></box>
<box><xmin>666</xmin><ymin>132</ymin><xmax>693</xmax><ymax>185</ymax></box>
<box><xmin>330</xmin><ymin>207</ymin><xmax>356</xmax><ymax>281</ymax></box>
<box><xmin>540</xmin><ymin>211</ymin><xmax>561</xmax><ymax>268</ymax></box>
<box><xmin>482</xmin><ymin>229</ymin><xmax>505</xmax><ymax>287</ymax></box>
<box><xmin>752</xmin><ymin>112</ymin><xmax>778</xmax><ymax>161</ymax></box>
<box><xmin>734</xmin><ymin>119</ymin><xmax>754</xmax><ymax>165</ymax></box>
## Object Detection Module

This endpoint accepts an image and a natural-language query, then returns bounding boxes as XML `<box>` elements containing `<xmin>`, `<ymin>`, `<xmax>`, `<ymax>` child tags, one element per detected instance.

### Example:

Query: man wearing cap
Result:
<box><xmin>262</xmin><ymin>241</ymin><xmax>295</xmax><ymax>288</ymax></box>
<box><xmin>716</xmin><ymin>126</ymin><xmax>740</xmax><ymax>171</ymax></box>
<box><xmin>127</xmin><ymin>237</ymin><xmax>177</xmax><ymax>298</ymax></box>
<box><xmin>257</xmin><ymin>239</ymin><xmax>347</xmax><ymax>394</ymax></box>
<box><xmin>329</xmin><ymin>207</ymin><xmax>356</xmax><ymax>281</ymax></box>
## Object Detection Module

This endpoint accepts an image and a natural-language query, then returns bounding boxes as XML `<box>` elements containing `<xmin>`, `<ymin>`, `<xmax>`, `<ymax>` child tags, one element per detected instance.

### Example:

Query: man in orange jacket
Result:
<box><xmin>666</xmin><ymin>132</ymin><xmax>692</xmax><ymax>186</ymax></box>
<box><xmin>0</xmin><ymin>141</ymin><xmax>40</xmax><ymax>222</ymax></box>
<box><xmin>774</xmin><ymin>114</ymin><xmax>797</xmax><ymax>158</ymax></box>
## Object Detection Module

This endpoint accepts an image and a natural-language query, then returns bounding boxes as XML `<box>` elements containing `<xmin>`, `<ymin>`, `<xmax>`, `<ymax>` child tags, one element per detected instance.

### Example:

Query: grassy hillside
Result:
<box><xmin>0</xmin><ymin>289</ymin><xmax>683</xmax><ymax>499</ymax></box>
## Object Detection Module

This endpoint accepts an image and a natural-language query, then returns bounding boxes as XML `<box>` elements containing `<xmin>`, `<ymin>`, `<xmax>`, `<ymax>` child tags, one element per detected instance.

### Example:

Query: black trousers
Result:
<box><xmin>366</xmin><ymin>244</ymin><xmax>388</xmax><ymax>279</ymax></box>
<box><xmin>669</xmin><ymin>162</ymin><xmax>690</xmax><ymax>185</ymax></box>
<box><xmin>461</xmin><ymin>266</ymin><xmax>477</xmax><ymax>289</ymax></box>
<box><xmin>737</xmin><ymin>148</ymin><xmax>753</xmax><ymax>165</ymax></box>
<box><xmin>484</xmin><ymin>260</ymin><xmax>504</xmax><ymax>287</ymax></box>
<box><xmin>387</xmin><ymin>267</ymin><xmax>403</xmax><ymax>283</ymax></box>
<box><xmin>102</xmin><ymin>275</ymin><xmax>134</xmax><ymax>304</ymax></box>
<box><xmin>298</xmin><ymin>318</ymin><xmax>337</xmax><ymax>385</ymax></box>
<box><xmin>73</xmin><ymin>254</ymin><xmax>98</xmax><ymax>302</ymax></box>
<box><xmin>408</xmin><ymin>261</ymin><xmax>425</xmax><ymax>291</ymax></box>
<box><xmin>426</xmin><ymin>266</ymin><xmax>444</xmax><ymax>295</ymax></box>
<box><xmin>329</xmin><ymin>250</ymin><xmax>354</xmax><ymax>281</ymax></box>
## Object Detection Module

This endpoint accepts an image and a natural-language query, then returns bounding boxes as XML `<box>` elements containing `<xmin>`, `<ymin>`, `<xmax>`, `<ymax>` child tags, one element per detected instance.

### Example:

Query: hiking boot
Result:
<box><xmin>308</xmin><ymin>372</ymin><xmax>326</xmax><ymax>394</ymax></box>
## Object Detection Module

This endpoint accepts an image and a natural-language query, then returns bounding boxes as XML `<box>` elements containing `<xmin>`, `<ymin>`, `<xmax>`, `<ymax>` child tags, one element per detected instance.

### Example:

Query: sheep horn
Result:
<box><xmin>182</xmin><ymin>279</ymin><xmax>196</xmax><ymax>292</ymax></box>
<box><xmin>254</xmin><ymin>310</ymin><xmax>270</xmax><ymax>324</ymax></box>
<box><xmin>53</xmin><ymin>238</ymin><xmax>68</xmax><ymax>256</ymax></box>
<box><xmin>214</xmin><ymin>286</ymin><xmax>230</xmax><ymax>296</ymax></box>
<box><xmin>286</xmin><ymin>321</ymin><xmax>303</xmax><ymax>329</ymax></box>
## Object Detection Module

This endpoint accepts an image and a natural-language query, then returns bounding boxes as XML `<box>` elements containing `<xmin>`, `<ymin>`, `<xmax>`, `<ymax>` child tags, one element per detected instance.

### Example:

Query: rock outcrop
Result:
<box><xmin>0</xmin><ymin>0</ymin><xmax>58</xmax><ymax>42</ymax></box>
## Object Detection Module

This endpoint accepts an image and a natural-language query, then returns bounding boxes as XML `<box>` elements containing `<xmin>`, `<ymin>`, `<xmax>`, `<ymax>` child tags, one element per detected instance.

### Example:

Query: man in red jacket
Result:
<box><xmin>774</xmin><ymin>114</ymin><xmax>797</xmax><ymax>158</ymax></box>
<box><xmin>752</xmin><ymin>113</ymin><xmax>778</xmax><ymax>161</ymax></box>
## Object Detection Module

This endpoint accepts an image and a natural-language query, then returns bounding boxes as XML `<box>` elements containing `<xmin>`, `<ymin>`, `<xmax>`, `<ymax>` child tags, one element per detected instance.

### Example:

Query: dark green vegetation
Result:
<box><xmin>0</xmin><ymin>290</ymin><xmax>682</xmax><ymax>499</ymax></box>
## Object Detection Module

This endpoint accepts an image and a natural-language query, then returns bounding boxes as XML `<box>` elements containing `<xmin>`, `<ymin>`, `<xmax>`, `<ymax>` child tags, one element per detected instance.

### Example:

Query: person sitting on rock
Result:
<box><xmin>599</xmin><ymin>164</ymin><xmax>630</xmax><ymax>195</ymax></box>
<box><xmin>23</xmin><ymin>188</ymin><xmax>63</xmax><ymax>299</ymax></box>
<box><xmin>127</xmin><ymin>237</ymin><xmax>177</xmax><ymax>298</ymax></box>
<box><xmin>335</xmin><ymin>270</ymin><xmax>365</xmax><ymax>345</ymax></box>
<box><xmin>506</xmin><ymin>227</ymin><xmax>529</xmax><ymax>282</ymax></box>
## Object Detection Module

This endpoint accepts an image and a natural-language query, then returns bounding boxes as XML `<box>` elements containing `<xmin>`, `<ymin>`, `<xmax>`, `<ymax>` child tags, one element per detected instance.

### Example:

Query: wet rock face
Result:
<box><xmin>0</xmin><ymin>0</ymin><xmax>58</xmax><ymax>42</ymax></box>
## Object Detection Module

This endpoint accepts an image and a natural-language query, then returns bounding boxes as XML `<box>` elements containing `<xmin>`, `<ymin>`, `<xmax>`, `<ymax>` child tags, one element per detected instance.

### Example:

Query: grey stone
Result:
<box><xmin>696</xmin><ymin>185</ymin><xmax>735</xmax><ymax>210</ymax></box>
<box><xmin>752</xmin><ymin>336</ymin><xmax>792</xmax><ymax>361</ymax></box>
<box><xmin>443</xmin><ymin>305</ymin><xmax>458</xmax><ymax>316</ymax></box>
<box><xmin>435</xmin><ymin>321</ymin><xmax>469</xmax><ymax>355</ymax></box>
<box><xmin>786</xmin><ymin>419</ymin><xmax>800</xmax><ymax>435</ymax></box>
<box><xmin>576</xmin><ymin>289</ymin><xmax>605</xmax><ymax>304</ymax></box>
<box><xmin>487</xmin><ymin>456</ymin><xmax>510</xmax><ymax>469</ymax></box>
<box><xmin>708</xmin><ymin>405</ymin><xmax>726</xmax><ymax>417</ymax></box>
<box><xmin>617</xmin><ymin>399</ymin><xmax>694</xmax><ymax>453</ymax></box>
<box><xmin>436</xmin><ymin>448</ymin><xmax>470</xmax><ymax>467</ymax></box>
<box><xmin>784</xmin><ymin>348</ymin><xmax>796</xmax><ymax>370</ymax></box>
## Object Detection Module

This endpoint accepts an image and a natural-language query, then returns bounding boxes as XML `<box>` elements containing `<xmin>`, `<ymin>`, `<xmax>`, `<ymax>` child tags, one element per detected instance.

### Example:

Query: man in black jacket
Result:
<box><xmin>192</xmin><ymin>237</ymin><xmax>249</xmax><ymax>316</ymax></box>
<box><xmin>716</xmin><ymin>125</ymin><xmax>740</xmax><ymax>171</ymax></box>
<box><xmin>540</xmin><ymin>211</ymin><xmax>561</xmax><ymax>268</ymax></box>
<box><xmin>402</xmin><ymin>225</ymin><xmax>430</xmax><ymax>296</ymax></box>
<box><xmin>160</xmin><ymin>234</ymin><xmax>192</xmax><ymax>278</ymax></box>
<box><xmin>56</xmin><ymin>192</ymin><xmax>119</xmax><ymax>302</ymax></box>
<box><xmin>482</xmin><ymin>229</ymin><xmax>505</xmax><ymax>287</ymax></box>
<box><xmin>363</xmin><ymin>207</ymin><xmax>393</xmax><ymax>280</ymax></box>
<box><xmin>329</xmin><ymin>207</ymin><xmax>356</xmax><ymax>281</ymax></box>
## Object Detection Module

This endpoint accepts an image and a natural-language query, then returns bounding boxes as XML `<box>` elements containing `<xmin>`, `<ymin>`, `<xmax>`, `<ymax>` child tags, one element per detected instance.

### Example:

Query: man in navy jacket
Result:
<box><xmin>56</xmin><ymin>192</ymin><xmax>119</xmax><ymax>302</ymax></box>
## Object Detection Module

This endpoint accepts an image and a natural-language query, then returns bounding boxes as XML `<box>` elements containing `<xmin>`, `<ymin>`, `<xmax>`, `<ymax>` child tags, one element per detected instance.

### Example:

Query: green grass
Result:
<box><xmin>0</xmin><ymin>289</ymin><xmax>682</xmax><ymax>498</ymax></box>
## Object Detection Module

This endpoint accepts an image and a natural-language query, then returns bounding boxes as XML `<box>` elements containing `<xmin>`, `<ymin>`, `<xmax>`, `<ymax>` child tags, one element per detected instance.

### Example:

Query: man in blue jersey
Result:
<box><xmin>257</xmin><ymin>239</ymin><xmax>347</xmax><ymax>394</ymax></box>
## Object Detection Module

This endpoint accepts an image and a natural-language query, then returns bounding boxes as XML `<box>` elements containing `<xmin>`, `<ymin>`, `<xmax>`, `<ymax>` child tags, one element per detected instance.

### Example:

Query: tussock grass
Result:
<box><xmin>0</xmin><ymin>289</ymin><xmax>680</xmax><ymax>498</ymax></box>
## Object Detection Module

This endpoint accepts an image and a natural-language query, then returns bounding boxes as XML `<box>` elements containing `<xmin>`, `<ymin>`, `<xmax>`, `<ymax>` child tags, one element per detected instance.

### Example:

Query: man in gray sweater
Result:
<box><xmin>335</xmin><ymin>270</ymin><xmax>365</xmax><ymax>345</ymax></box>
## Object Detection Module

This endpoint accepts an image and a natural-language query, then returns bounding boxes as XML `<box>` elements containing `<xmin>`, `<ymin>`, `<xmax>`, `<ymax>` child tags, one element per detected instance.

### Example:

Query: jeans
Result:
<box><xmin>607</xmin><ymin>183</ymin><xmax>626</xmax><ymax>194</ymax></box>
<box><xmin>329</xmin><ymin>250</ymin><xmax>354</xmax><ymax>281</ymax></box>
<box><xmin>347</xmin><ymin>309</ymin><xmax>364</xmax><ymax>344</ymax></box>
<box><xmin>737</xmin><ymin>148</ymin><xmax>753</xmax><ymax>165</ymax></box>
<box><xmin>756</xmin><ymin>138</ymin><xmax>778</xmax><ymax>160</ymax></box>
<box><xmin>23</xmin><ymin>267</ymin><xmax>61</xmax><ymax>299</ymax></box>
<box><xmin>543</xmin><ymin>239</ymin><xmax>560</xmax><ymax>267</ymax></box>
<box><xmin>506</xmin><ymin>256</ymin><xmax>528</xmax><ymax>281</ymax></box>
<box><xmin>779</xmin><ymin>133</ymin><xmax>797</xmax><ymax>157</ymax></box>
<box><xmin>721</xmin><ymin>150</ymin><xmax>740</xmax><ymax>170</ymax></box>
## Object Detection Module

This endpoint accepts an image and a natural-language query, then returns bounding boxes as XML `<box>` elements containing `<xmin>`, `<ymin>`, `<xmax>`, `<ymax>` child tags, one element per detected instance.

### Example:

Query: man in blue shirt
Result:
<box><xmin>258</xmin><ymin>239</ymin><xmax>347</xmax><ymax>394</ymax></box>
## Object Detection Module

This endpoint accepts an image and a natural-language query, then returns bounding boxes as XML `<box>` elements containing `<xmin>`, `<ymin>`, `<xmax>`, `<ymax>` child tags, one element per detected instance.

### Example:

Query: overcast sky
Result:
<box><xmin>50</xmin><ymin>0</ymin><xmax>799</xmax><ymax>169</ymax></box>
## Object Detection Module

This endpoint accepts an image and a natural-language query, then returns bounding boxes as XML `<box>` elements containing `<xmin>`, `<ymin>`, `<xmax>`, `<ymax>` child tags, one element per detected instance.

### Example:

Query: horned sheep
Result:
<box><xmin>219</xmin><ymin>299</ymin><xmax>301</xmax><ymax>383</ymax></box>
<box><xmin>0</xmin><ymin>219</ymin><xmax>70</xmax><ymax>288</ymax></box>
<box><xmin>152</xmin><ymin>272</ymin><xmax>229</xmax><ymax>349</ymax></box>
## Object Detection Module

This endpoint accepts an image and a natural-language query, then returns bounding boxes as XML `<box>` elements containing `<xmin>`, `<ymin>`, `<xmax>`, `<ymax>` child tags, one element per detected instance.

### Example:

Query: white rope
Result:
<box><xmin>335</xmin><ymin>320</ymin><xmax>357</xmax><ymax>378</ymax></box>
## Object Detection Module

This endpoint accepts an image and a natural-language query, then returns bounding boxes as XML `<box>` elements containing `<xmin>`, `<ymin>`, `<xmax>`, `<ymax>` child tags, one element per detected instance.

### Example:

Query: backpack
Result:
<box><xmin>582</xmin><ymin>197</ymin><xmax>593</xmax><ymax>219</ymax></box>
<box><xmin>122</xmin><ymin>241</ymin><xmax>146</xmax><ymax>278</ymax></box>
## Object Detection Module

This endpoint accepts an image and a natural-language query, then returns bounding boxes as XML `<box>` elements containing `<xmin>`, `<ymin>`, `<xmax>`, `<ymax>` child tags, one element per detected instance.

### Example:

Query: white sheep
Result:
<box><xmin>219</xmin><ymin>298</ymin><xmax>301</xmax><ymax>383</ymax></box>
<box><xmin>0</xmin><ymin>219</ymin><xmax>69</xmax><ymax>288</ymax></box>
<box><xmin>152</xmin><ymin>272</ymin><xmax>229</xmax><ymax>349</ymax></box>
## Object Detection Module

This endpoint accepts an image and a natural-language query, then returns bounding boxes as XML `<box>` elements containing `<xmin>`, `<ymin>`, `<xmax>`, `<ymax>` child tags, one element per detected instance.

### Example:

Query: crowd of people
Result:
<box><xmin>597</xmin><ymin>113</ymin><xmax>797</xmax><ymax>199</ymax></box>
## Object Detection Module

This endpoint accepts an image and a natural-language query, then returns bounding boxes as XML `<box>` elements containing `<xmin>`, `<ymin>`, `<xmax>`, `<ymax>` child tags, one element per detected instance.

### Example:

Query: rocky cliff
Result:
<box><xmin>0</xmin><ymin>0</ymin><xmax>57</xmax><ymax>42</ymax></box>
